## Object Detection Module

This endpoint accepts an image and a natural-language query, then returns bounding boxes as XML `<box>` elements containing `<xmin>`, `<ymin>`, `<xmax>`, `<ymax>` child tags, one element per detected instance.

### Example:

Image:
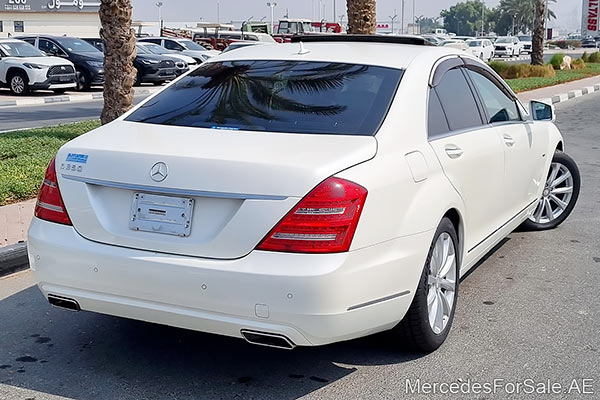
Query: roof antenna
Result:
<box><xmin>298</xmin><ymin>41</ymin><xmax>310</xmax><ymax>55</ymax></box>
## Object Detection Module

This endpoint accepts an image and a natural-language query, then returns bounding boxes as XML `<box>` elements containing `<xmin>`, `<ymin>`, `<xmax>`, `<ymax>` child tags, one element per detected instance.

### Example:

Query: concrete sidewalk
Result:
<box><xmin>0</xmin><ymin>199</ymin><xmax>35</xmax><ymax>247</ymax></box>
<box><xmin>516</xmin><ymin>75</ymin><xmax>600</xmax><ymax>104</ymax></box>
<box><xmin>0</xmin><ymin>86</ymin><xmax>162</xmax><ymax>108</ymax></box>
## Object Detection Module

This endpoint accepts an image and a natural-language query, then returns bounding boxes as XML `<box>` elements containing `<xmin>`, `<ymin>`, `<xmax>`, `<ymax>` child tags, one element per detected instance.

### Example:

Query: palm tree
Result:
<box><xmin>531</xmin><ymin>0</ymin><xmax>547</xmax><ymax>65</ymax></box>
<box><xmin>99</xmin><ymin>0</ymin><xmax>137</xmax><ymax>124</ymax></box>
<box><xmin>347</xmin><ymin>0</ymin><xmax>377</xmax><ymax>34</ymax></box>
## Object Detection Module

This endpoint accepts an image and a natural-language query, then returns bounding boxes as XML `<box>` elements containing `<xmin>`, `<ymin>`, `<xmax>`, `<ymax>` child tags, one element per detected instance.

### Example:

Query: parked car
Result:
<box><xmin>17</xmin><ymin>35</ymin><xmax>104</xmax><ymax>90</ymax></box>
<box><xmin>138</xmin><ymin>37</ymin><xmax>219</xmax><ymax>63</ymax></box>
<box><xmin>135</xmin><ymin>41</ymin><xmax>198</xmax><ymax>69</ymax></box>
<box><xmin>582</xmin><ymin>36</ymin><xmax>599</xmax><ymax>48</ymax></box>
<box><xmin>421</xmin><ymin>34</ymin><xmax>444</xmax><ymax>46</ymax></box>
<box><xmin>221</xmin><ymin>41</ymin><xmax>270</xmax><ymax>53</ymax></box>
<box><xmin>81</xmin><ymin>38</ymin><xmax>104</xmax><ymax>52</ymax></box>
<box><xmin>517</xmin><ymin>35</ymin><xmax>533</xmax><ymax>53</ymax></box>
<box><xmin>466</xmin><ymin>39</ymin><xmax>495</xmax><ymax>61</ymax></box>
<box><xmin>494</xmin><ymin>36</ymin><xmax>523</xmax><ymax>57</ymax></box>
<box><xmin>452</xmin><ymin>36</ymin><xmax>475</xmax><ymax>42</ymax></box>
<box><xmin>133</xmin><ymin>43</ymin><xmax>180</xmax><ymax>84</ymax></box>
<box><xmin>441</xmin><ymin>39</ymin><xmax>469</xmax><ymax>52</ymax></box>
<box><xmin>0</xmin><ymin>38</ymin><xmax>76</xmax><ymax>95</ymax></box>
<box><xmin>29</xmin><ymin>35</ymin><xmax>580</xmax><ymax>353</ymax></box>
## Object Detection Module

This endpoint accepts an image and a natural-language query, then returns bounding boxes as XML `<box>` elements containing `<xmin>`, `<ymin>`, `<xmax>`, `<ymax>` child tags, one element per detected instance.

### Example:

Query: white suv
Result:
<box><xmin>28</xmin><ymin>36</ymin><xmax>579</xmax><ymax>352</ymax></box>
<box><xmin>494</xmin><ymin>36</ymin><xmax>524</xmax><ymax>57</ymax></box>
<box><xmin>0</xmin><ymin>38</ymin><xmax>76</xmax><ymax>95</ymax></box>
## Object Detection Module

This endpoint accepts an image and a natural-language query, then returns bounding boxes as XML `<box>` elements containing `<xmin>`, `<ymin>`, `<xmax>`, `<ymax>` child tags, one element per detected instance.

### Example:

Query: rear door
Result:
<box><xmin>464</xmin><ymin>64</ymin><xmax>549</xmax><ymax>219</ymax></box>
<box><xmin>427</xmin><ymin>61</ymin><xmax>505</xmax><ymax>253</ymax></box>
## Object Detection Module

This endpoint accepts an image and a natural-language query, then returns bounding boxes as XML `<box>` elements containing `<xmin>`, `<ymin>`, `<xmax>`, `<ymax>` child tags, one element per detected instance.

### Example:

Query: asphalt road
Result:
<box><xmin>1</xmin><ymin>92</ymin><xmax>599</xmax><ymax>399</ymax></box>
<box><xmin>0</xmin><ymin>96</ymin><xmax>145</xmax><ymax>132</ymax></box>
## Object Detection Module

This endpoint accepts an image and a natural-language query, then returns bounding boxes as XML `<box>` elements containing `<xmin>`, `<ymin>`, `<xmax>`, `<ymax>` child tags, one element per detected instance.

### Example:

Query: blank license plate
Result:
<box><xmin>129</xmin><ymin>192</ymin><xmax>194</xmax><ymax>237</ymax></box>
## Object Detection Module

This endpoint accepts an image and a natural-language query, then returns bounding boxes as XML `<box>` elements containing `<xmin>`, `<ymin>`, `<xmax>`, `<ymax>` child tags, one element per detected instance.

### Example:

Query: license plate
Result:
<box><xmin>129</xmin><ymin>192</ymin><xmax>194</xmax><ymax>237</ymax></box>
<box><xmin>59</xmin><ymin>75</ymin><xmax>72</xmax><ymax>82</ymax></box>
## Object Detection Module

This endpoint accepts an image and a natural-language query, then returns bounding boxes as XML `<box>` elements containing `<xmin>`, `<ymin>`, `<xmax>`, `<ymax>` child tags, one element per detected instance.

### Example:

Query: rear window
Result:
<box><xmin>126</xmin><ymin>60</ymin><xmax>403</xmax><ymax>136</ymax></box>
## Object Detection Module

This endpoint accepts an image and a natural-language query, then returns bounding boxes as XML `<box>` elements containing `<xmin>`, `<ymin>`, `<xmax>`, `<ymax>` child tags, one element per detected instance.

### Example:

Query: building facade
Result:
<box><xmin>582</xmin><ymin>0</ymin><xmax>599</xmax><ymax>37</ymax></box>
<box><xmin>1</xmin><ymin>0</ymin><xmax>100</xmax><ymax>38</ymax></box>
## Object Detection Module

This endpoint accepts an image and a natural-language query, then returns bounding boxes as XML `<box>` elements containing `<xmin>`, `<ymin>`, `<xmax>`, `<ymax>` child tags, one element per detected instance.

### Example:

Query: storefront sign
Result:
<box><xmin>2</xmin><ymin>0</ymin><xmax>100</xmax><ymax>12</ymax></box>
<box><xmin>583</xmin><ymin>0</ymin><xmax>599</xmax><ymax>36</ymax></box>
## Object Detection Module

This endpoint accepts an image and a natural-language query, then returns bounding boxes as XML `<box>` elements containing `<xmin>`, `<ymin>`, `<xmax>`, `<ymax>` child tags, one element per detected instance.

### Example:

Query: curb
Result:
<box><xmin>549</xmin><ymin>83</ymin><xmax>600</xmax><ymax>105</ymax></box>
<box><xmin>0</xmin><ymin>87</ymin><xmax>161</xmax><ymax>109</ymax></box>
<box><xmin>0</xmin><ymin>242</ymin><xmax>29</xmax><ymax>278</ymax></box>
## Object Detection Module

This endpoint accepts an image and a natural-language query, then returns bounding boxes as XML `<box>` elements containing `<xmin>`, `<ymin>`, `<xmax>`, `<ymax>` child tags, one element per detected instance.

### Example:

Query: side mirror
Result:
<box><xmin>530</xmin><ymin>100</ymin><xmax>555</xmax><ymax>122</ymax></box>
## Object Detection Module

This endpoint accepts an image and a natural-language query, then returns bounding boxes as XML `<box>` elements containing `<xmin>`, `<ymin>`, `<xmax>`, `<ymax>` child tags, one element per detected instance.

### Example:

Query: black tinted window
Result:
<box><xmin>126</xmin><ymin>60</ymin><xmax>403</xmax><ymax>136</ymax></box>
<box><xmin>434</xmin><ymin>67</ymin><xmax>482</xmax><ymax>131</ymax></box>
<box><xmin>467</xmin><ymin>69</ymin><xmax>520</xmax><ymax>123</ymax></box>
<box><xmin>428</xmin><ymin>89</ymin><xmax>450</xmax><ymax>138</ymax></box>
<box><xmin>164</xmin><ymin>40</ymin><xmax>183</xmax><ymax>51</ymax></box>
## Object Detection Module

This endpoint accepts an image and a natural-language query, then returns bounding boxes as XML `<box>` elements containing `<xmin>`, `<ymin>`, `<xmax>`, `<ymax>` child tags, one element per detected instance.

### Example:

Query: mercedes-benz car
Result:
<box><xmin>28</xmin><ymin>35</ymin><xmax>580</xmax><ymax>353</ymax></box>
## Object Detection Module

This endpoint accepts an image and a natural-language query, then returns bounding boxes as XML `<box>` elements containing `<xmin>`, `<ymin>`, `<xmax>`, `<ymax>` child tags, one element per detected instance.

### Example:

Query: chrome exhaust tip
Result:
<box><xmin>47</xmin><ymin>294</ymin><xmax>80</xmax><ymax>311</ymax></box>
<box><xmin>240</xmin><ymin>330</ymin><xmax>296</xmax><ymax>350</ymax></box>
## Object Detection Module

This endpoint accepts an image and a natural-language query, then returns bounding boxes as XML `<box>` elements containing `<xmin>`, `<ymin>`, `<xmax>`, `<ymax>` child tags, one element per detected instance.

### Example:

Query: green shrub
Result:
<box><xmin>490</xmin><ymin>62</ymin><xmax>555</xmax><ymax>79</ymax></box>
<box><xmin>572</xmin><ymin>58</ymin><xmax>586</xmax><ymax>70</ymax></box>
<box><xmin>589</xmin><ymin>52</ymin><xmax>600</xmax><ymax>63</ymax></box>
<box><xmin>582</xmin><ymin>52</ymin><xmax>590</xmax><ymax>62</ymax></box>
<box><xmin>488</xmin><ymin>61</ymin><xmax>510</xmax><ymax>76</ymax></box>
<box><xmin>549</xmin><ymin>53</ymin><xmax>565</xmax><ymax>70</ymax></box>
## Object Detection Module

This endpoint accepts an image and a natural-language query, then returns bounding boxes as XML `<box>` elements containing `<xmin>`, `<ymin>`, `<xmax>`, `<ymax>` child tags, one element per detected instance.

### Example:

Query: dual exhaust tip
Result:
<box><xmin>241</xmin><ymin>330</ymin><xmax>296</xmax><ymax>350</ymax></box>
<box><xmin>47</xmin><ymin>295</ymin><xmax>296</xmax><ymax>350</ymax></box>
<box><xmin>48</xmin><ymin>294</ymin><xmax>80</xmax><ymax>311</ymax></box>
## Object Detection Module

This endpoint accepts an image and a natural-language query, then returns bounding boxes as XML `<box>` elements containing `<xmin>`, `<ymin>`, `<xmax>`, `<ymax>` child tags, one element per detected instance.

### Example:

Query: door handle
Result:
<box><xmin>503</xmin><ymin>134</ymin><xmax>516</xmax><ymax>147</ymax></box>
<box><xmin>444</xmin><ymin>144</ymin><xmax>463</xmax><ymax>159</ymax></box>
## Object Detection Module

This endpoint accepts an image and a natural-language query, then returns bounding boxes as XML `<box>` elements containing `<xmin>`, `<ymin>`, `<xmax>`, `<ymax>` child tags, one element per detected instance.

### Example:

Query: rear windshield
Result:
<box><xmin>126</xmin><ymin>60</ymin><xmax>403</xmax><ymax>136</ymax></box>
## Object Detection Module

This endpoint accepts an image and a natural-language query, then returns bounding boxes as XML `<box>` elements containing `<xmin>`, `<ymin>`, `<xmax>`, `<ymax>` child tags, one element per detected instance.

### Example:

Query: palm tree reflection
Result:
<box><xmin>162</xmin><ymin>61</ymin><xmax>370</xmax><ymax>127</ymax></box>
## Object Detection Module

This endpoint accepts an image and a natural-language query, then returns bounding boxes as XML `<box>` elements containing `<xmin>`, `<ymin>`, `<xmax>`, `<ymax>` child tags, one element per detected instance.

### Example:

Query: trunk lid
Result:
<box><xmin>56</xmin><ymin>120</ymin><xmax>376</xmax><ymax>259</ymax></box>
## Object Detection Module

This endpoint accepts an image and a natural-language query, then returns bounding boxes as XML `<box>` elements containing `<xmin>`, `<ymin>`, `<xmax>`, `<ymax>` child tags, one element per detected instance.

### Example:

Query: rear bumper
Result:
<box><xmin>28</xmin><ymin>218</ymin><xmax>432</xmax><ymax>346</ymax></box>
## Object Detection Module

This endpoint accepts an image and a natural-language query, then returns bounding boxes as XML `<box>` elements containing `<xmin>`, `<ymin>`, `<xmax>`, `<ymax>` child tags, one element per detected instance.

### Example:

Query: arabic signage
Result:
<box><xmin>583</xmin><ymin>0</ymin><xmax>600</xmax><ymax>36</ymax></box>
<box><xmin>2</xmin><ymin>0</ymin><xmax>100</xmax><ymax>12</ymax></box>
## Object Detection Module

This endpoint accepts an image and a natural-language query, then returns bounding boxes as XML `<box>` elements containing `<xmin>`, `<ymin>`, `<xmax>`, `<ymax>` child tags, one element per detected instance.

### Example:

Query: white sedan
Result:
<box><xmin>28</xmin><ymin>36</ymin><xmax>580</xmax><ymax>352</ymax></box>
<box><xmin>466</xmin><ymin>38</ymin><xmax>495</xmax><ymax>61</ymax></box>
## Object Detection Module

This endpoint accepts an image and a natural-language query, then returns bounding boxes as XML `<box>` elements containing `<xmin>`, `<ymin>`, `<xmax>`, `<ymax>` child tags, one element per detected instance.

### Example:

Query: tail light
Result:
<box><xmin>34</xmin><ymin>158</ymin><xmax>72</xmax><ymax>225</ymax></box>
<box><xmin>256</xmin><ymin>177</ymin><xmax>367</xmax><ymax>253</ymax></box>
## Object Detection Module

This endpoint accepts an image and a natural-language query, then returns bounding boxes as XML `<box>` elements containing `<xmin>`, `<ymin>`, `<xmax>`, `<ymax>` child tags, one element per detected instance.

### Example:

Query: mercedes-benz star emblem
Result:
<box><xmin>150</xmin><ymin>162</ymin><xmax>168</xmax><ymax>182</ymax></box>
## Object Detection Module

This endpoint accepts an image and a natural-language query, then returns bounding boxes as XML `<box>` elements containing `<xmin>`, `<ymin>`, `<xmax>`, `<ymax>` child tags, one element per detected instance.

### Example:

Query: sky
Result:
<box><xmin>132</xmin><ymin>0</ymin><xmax>582</xmax><ymax>32</ymax></box>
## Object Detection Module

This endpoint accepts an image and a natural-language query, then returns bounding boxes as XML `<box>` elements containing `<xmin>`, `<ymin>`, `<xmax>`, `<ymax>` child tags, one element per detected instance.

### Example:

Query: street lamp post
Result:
<box><xmin>267</xmin><ymin>2</ymin><xmax>277</xmax><ymax>33</ymax></box>
<box><xmin>389</xmin><ymin>11</ymin><xmax>397</xmax><ymax>34</ymax></box>
<box><xmin>400</xmin><ymin>0</ymin><xmax>405</xmax><ymax>34</ymax></box>
<box><xmin>155</xmin><ymin>2</ymin><xmax>163</xmax><ymax>34</ymax></box>
<box><xmin>217</xmin><ymin>2</ymin><xmax>220</xmax><ymax>23</ymax></box>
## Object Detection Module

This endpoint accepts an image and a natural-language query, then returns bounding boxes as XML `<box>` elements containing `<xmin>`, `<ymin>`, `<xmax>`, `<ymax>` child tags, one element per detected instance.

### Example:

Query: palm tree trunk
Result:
<box><xmin>99</xmin><ymin>0</ymin><xmax>137</xmax><ymax>124</ymax></box>
<box><xmin>347</xmin><ymin>0</ymin><xmax>377</xmax><ymax>34</ymax></box>
<box><xmin>531</xmin><ymin>0</ymin><xmax>546</xmax><ymax>65</ymax></box>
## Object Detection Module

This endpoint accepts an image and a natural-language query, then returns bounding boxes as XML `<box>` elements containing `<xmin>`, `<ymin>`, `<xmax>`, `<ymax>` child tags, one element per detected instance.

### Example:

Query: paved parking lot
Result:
<box><xmin>0</xmin><ymin>91</ymin><xmax>599</xmax><ymax>399</ymax></box>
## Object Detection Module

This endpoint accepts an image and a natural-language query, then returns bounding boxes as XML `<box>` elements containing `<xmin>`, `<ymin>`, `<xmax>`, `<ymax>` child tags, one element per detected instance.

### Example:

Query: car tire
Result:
<box><xmin>391</xmin><ymin>217</ymin><xmax>459</xmax><ymax>353</ymax></box>
<box><xmin>8</xmin><ymin>71</ymin><xmax>29</xmax><ymax>96</ymax></box>
<box><xmin>153</xmin><ymin>81</ymin><xmax>165</xmax><ymax>86</ymax></box>
<box><xmin>53</xmin><ymin>89</ymin><xmax>67</xmax><ymax>94</ymax></box>
<box><xmin>134</xmin><ymin>72</ymin><xmax>142</xmax><ymax>87</ymax></box>
<box><xmin>520</xmin><ymin>151</ymin><xmax>580</xmax><ymax>231</ymax></box>
<box><xmin>76</xmin><ymin>69</ymin><xmax>90</xmax><ymax>91</ymax></box>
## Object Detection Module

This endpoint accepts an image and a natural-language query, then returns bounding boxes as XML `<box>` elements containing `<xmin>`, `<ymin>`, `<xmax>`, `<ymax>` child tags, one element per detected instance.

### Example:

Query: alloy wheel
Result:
<box><xmin>529</xmin><ymin>162</ymin><xmax>574</xmax><ymax>224</ymax></box>
<box><xmin>10</xmin><ymin>75</ymin><xmax>25</xmax><ymax>94</ymax></box>
<box><xmin>427</xmin><ymin>232</ymin><xmax>457</xmax><ymax>335</ymax></box>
